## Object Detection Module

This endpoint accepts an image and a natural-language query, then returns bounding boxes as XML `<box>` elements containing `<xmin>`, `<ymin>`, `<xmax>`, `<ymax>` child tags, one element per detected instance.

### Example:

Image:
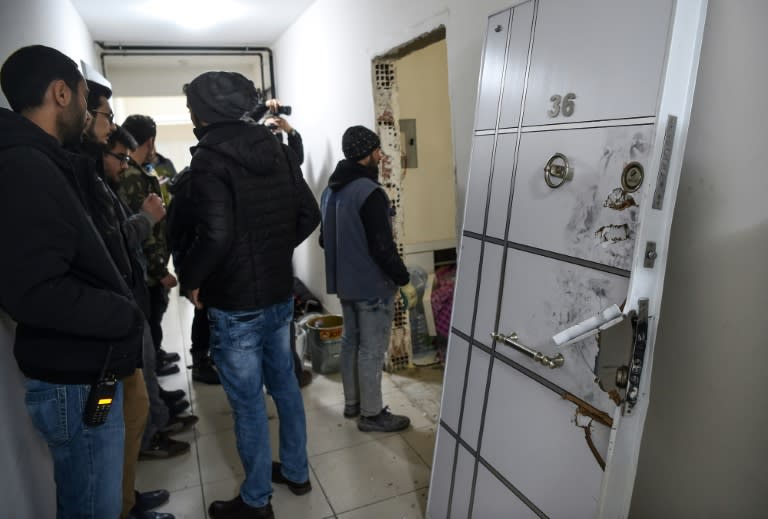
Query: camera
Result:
<box><xmin>273</xmin><ymin>105</ymin><xmax>292</xmax><ymax>116</ymax></box>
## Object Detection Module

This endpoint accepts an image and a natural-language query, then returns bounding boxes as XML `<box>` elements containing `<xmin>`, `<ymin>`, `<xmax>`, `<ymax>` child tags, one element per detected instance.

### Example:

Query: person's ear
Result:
<box><xmin>50</xmin><ymin>79</ymin><xmax>72</xmax><ymax>109</ymax></box>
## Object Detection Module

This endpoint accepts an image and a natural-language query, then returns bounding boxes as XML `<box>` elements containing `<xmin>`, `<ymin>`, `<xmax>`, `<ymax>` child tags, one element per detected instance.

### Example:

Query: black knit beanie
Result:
<box><xmin>184</xmin><ymin>71</ymin><xmax>261</xmax><ymax>124</ymax></box>
<box><xmin>342</xmin><ymin>125</ymin><xmax>380</xmax><ymax>161</ymax></box>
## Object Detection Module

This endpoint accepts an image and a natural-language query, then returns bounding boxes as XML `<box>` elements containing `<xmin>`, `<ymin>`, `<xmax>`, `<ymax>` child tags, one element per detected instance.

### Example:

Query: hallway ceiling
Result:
<box><xmin>70</xmin><ymin>0</ymin><xmax>316</xmax><ymax>46</ymax></box>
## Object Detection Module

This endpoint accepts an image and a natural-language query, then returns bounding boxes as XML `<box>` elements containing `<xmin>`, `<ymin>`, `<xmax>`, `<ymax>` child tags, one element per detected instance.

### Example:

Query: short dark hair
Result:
<box><xmin>121</xmin><ymin>114</ymin><xmax>156</xmax><ymax>146</ymax></box>
<box><xmin>108</xmin><ymin>125</ymin><xmax>138</xmax><ymax>151</ymax></box>
<box><xmin>0</xmin><ymin>45</ymin><xmax>82</xmax><ymax>113</ymax></box>
<box><xmin>86</xmin><ymin>80</ymin><xmax>112</xmax><ymax>111</ymax></box>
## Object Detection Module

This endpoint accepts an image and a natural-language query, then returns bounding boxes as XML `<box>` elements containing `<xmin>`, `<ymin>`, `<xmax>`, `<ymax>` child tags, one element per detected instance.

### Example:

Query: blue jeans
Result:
<box><xmin>24</xmin><ymin>378</ymin><xmax>125</xmax><ymax>519</ymax></box>
<box><xmin>340</xmin><ymin>297</ymin><xmax>395</xmax><ymax>417</ymax></box>
<box><xmin>209</xmin><ymin>299</ymin><xmax>308</xmax><ymax>508</ymax></box>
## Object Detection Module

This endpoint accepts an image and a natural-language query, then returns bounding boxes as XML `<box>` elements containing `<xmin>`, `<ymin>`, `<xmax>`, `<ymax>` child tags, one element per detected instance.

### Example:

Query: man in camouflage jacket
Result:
<box><xmin>118</xmin><ymin>115</ymin><xmax>179</xmax><ymax>376</ymax></box>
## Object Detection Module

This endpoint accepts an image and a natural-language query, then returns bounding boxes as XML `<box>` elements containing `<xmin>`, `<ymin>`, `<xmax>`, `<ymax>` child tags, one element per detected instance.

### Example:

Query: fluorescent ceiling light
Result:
<box><xmin>139</xmin><ymin>0</ymin><xmax>249</xmax><ymax>30</ymax></box>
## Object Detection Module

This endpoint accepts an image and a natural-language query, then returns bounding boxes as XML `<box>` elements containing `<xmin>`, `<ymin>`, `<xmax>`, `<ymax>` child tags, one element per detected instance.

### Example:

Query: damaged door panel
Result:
<box><xmin>496</xmin><ymin>248</ymin><xmax>628</xmax><ymax>413</ymax></box>
<box><xmin>507</xmin><ymin>125</ymin><xmax>653</xmax><ymax>271</ymax></box>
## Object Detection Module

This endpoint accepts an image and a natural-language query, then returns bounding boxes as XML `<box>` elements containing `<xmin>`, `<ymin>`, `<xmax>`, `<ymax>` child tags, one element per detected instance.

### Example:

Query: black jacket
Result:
<box><xmin>179</xmin><ymin>122</ymin><xmax>320</xmax><ymax>310</ymax></box>
<box><xmin>76</xmin><ymin>141</ymin><xmax>152</xmax><ymax>322</ymax></box>
<box><xmin>0</xmin><ymin>109</ymin><xmax>144</xmax><ymax>383</ymax></box>
<box><xmin>166</xmin><ymin>167</ymin><xmax>195</xmax><ymax>272</ymax></box>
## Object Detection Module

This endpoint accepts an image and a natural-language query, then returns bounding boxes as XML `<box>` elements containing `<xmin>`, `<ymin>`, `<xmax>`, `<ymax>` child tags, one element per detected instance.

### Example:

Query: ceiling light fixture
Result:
<box><xmin>140</xmin><ymin>0</ymin><xmax>248</xmax><ymax>30</ymax></box>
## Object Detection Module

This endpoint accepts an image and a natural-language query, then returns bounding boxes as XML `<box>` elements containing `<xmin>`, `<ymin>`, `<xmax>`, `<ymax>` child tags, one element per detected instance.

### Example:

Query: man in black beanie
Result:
<box><xmin>181</xmin><ymin>71</ymin><xmax>320</xmax><ymax>519</ymax></box>
<box><xmin>319</xmin><ymin>125</ymin><xmax>415</xmax><ymax>433</ymax></box>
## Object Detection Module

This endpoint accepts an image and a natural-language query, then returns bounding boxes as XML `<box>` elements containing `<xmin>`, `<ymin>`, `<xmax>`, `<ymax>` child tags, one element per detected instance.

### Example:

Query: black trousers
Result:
<box><xmin>290</xmin><ymin>321</ymin><xmax>302</xmax><ymax>380</ymax></box>
<box><xmin>190</xmin><ymin>307</ymin><xmax>210</xmax><ymax>358</ymax></box>
<box><xmin>147</xmin><ymin>284</ymin><xmax>169</xmax><ymax>353</ymax></box>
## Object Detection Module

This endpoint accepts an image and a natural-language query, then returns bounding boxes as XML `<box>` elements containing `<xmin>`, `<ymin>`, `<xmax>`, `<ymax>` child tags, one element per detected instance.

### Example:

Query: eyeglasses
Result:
<box><xmin>91</xmin><ymin>110</ymin><xmax>115</xmax><ymax>123</ymax></box>
<box><xmin>105</xmin><ymin>151</ymin><xmax>130</xmax><ymax>164</ymax></box>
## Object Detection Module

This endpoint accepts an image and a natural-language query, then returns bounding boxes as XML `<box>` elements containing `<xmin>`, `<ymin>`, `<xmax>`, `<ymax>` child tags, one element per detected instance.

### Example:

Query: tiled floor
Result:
<box><xmin>138</xmin><ymin>291</ymin><xmax>443</xmax><ymax>519</ymax></box>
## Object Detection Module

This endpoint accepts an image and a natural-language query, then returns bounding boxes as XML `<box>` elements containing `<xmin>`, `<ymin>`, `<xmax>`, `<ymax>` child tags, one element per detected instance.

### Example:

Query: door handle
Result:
<box><xmin>491</xmin><ymin>332</ymin><xmax>565</xmax><ymax>369</ymax></box>
<box><xmin>543</xmin><ymin>152</ymin><xmax>572</xmax><ymax>188</ymax></box>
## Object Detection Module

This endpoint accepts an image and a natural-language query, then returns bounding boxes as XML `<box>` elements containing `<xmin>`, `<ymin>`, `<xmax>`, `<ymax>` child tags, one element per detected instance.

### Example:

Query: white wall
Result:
<box><xmin>630</xmin><ymin>1</ymin><xmax>768</xmax><ymax>515</ymax></box>
<box><xmin>0</xmin><ymin>1</ymin><xmax>97</xmax><ymax>514</ymax></box>
<box><xmin>273</xmin><ymin>0</ymin><xmax>510</xmax><ymax>314</ymax></box>
<box><xmin>0</xmin><ymin>0</ymin><xmax>99</xmax><ymax>108</ymax></box>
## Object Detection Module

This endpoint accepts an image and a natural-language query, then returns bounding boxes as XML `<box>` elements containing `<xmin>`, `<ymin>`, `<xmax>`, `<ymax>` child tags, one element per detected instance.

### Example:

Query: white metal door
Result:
<box><xmin>429</xmin><ymin>1</ymin><xmax>707</xmax><ymax>517</ymax></box>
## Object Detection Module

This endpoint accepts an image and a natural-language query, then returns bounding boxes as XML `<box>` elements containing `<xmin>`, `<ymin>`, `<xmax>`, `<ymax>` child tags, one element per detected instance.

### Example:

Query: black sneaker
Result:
<box><xmin>191</xmin><ymin>357</ymin><xmax>220</xmax><ymax>385</ymax></box>
<box><xmin>167</xmin><ymin>399</ymin><xmax>190</xmax><ymax>417</ymax></box>
<box><xmin>127</xmin><ymin>510</ymin><xmax>174</xmax><ymax>519</ymax></box>
<box><xmin>156</xmin><ymin>359</ymin><xmax>180</xmax><ymax>377</ymax></box>
<box><xmin>343</xmin><ymin>404</ymin><xmax>360</xmax><ymax>418</ymax></box>
<box><xmin>133</xmin><ymin>488</ymin><xmax>169</xmax><ymax>512</ymax></box>
<box><xmin>158</xmin><ymin>387</ymin><xmax>185</xmax><ymax>404</ymax></box>
<box><xmin>298</xmin><ymin>369</ymin><xmax>313</xmax><ymax>388</ymax></box>
<box><xmin>157</xmin><ymin>348</ymin><xmax>180</xmax><ymax>363</ymax></box>
<box><xmin>208</xmin><ymin>495</ymin><xmax>273</xmax><ymax>519</ymax></box>
<box><xmin>357</xmin><ymin>406</ymin><xmax>411</xmax><ymax>432</ymax></box>
<box><xmin>271</xmin><ymin>462</ymin><xmax>312</xmax><ymax>495</ymax></box>
<box><xmin>160</xmin><ymin>414</ymin><xmax>199</xmax><ymax>435</ymax></box>
<box><xmin>139</xmin><ymin>432</ymin><xmax>190</xmax><ymax>460</ymax></box>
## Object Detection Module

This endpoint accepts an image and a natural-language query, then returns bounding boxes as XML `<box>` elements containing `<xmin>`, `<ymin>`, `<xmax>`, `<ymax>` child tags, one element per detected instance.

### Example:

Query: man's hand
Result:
<box><xmin>265</xmin><ymin>98</ymin><xmax>281</xmax><ymax>113</ymax></box>
<box><xmin>186</xmin><ymin>288</ymin><xmax>203</xmax><ymax>309</ymax></box>
<box><xmin>141</xmin><ymin>193</ymin><xmax>166</xmax><ymax>222</ymax></box>
<box><xmin>271</xmin><ymin>116</ymin><xmax>293</xmax><ymax>133</ymax></box>
<box><xmin>160</xmin><ymin>273</ymin><xmax>177</xmax><ymax>289</ymax></box>
<box><xmin>399</xmin><ymin>282</ymin><xmax>418</xmax><ymax>310</ymax></box>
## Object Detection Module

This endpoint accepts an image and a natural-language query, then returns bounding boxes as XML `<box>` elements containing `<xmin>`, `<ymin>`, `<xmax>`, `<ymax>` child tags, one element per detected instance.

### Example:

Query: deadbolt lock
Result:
<box><xmin>544</xmin><ymin>153</ymin><xmax>573</xmax><ymax>189</ymax></box>
<box><xmin>621</xmin><ymin>162</ymin><xmax>644</xmax><ymax>192</ymax></box>
<box><xmin>615</xmin><ymin>366</ymin><xmax>629</xmax><ymax>388</ymax></box>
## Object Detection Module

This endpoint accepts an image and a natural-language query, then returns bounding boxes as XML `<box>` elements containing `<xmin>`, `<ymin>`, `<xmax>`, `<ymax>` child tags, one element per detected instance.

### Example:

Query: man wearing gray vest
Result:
<box><xmin>320</xmin><ymin>125</ymin><xmax>416</xmax><ymax>433</ymax></box>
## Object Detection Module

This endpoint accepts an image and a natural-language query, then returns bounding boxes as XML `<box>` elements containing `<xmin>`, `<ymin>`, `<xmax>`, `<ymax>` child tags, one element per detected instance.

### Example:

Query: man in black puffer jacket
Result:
<box><xmin>166</xmin><ymin>166</ymin><xmax>220</xmax><ymax>385</ymax></box>
<box><xmin>0</xmin><ymin>45</ymin><xmax>144</xmax><ymax>519</ymax></box>
<box><xmin>180</xmin><ymin>72</ymin><xmax>320</xmax><ymax>519</ymax></box>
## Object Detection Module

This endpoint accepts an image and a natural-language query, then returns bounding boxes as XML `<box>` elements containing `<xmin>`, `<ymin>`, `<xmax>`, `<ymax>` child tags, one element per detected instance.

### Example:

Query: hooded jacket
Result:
<box><xmin>0</xmin><ymin>108</ymin><xmax>144</xmax><ymax>383</ymax></box>
<box><xmin>179</xmin><ymin>121</ymin><xmax>320</xmax><ymax>310</ymax></box>
<box><xmin>320</xmin><ymin>159</ymin><xmax>409</xmax><ymax>299</ymax></box>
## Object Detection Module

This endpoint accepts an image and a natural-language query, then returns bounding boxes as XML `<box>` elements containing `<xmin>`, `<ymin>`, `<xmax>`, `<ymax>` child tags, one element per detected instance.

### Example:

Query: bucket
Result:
<box><xmin>305</xmin><ymin>314</ymin><xmax>343</xmax><ymax>374</ymax></box>
<box><xmin>297</xmin><ymin>312</ymin><xmax>323</xmax><ymax>362</ymax></box>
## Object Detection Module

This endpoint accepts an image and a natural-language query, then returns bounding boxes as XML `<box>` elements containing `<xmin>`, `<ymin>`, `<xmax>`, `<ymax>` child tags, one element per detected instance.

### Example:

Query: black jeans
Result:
<box><xmin>191</xmin><ymin>307</ymin><xmax>211</xmax><ymax>359</ymax></box>
<box><xmin>290</xmin><ymin>321</ymin><xmax>302</xmax><ymax>380</ymax></box>
<box><xmin>147</xmin><ymin>284</ymin><xmax>169</xmax><ymax>353</ymax></box>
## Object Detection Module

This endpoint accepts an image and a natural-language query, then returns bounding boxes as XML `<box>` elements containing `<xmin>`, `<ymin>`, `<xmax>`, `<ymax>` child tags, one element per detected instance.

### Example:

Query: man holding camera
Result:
<box><xmin>263</xmin><ymin>99</ymin><xmax>304</xmax><ymax>165</ymax></box>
